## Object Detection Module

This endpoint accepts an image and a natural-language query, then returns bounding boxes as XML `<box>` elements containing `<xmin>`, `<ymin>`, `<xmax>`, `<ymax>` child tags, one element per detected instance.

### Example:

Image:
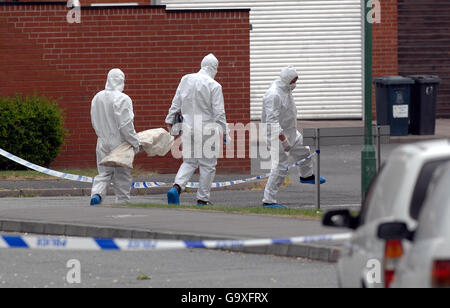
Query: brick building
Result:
<box><xmin>0</xmin><ymin>2</ymin><xmax>251</xmax><ymax>173</ymax></box>
<box><xmin>398</xmin><ymin>0</ymin><xmax>450</xmax><ymax>117</ymax></box>
<box><xmin>0</xmin><ymin>1</ymin><xmax>447</xmax><ymax>173</ymax></box>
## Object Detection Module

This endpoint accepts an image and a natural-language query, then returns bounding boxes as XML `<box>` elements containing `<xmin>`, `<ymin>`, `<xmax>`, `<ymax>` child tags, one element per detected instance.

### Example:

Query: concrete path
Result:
<box><xmin>0</xmin><ymin>196</ymin><xmax>347</xmax><ymax>262</ymax></box>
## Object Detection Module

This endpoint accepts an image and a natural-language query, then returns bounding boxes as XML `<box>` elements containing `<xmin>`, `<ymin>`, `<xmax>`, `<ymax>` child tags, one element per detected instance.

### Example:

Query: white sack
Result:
<box><xmin>99</xmin><ymin>128</ymin><xmax>174</xmax><ymax>169</ymax></box>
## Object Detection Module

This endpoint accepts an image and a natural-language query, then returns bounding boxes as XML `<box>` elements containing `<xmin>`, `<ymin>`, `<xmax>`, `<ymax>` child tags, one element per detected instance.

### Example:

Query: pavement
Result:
<box><xmin>0</xmin><ymin>119</ymin><xmax>449</xmax><ymax>263</ymax></box>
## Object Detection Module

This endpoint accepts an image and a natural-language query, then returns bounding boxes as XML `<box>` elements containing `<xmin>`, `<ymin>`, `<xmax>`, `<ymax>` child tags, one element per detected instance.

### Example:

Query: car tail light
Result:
<box><xmin>384</xmin><ymin>240</ymin><xmax>404</xmax><ymax>288</ymax></box>
<box><xmin>432</xmin><ymin>260</ymin><xmax>450</xmax><ymax>288</ymax></box>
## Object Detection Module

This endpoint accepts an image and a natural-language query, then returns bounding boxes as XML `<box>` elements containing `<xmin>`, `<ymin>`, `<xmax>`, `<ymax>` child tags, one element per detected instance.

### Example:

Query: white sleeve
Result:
<box><xmin>165</xmin><ymin>78</ymin><xmax>184</xmax><ymax>125</ymax></box>
<box><xmin>211</xmin><ymin>84</ymin><xmax>228</xmax><ymax>135</ymax></box>
<box><xmin>264</xmin><ymin>94</ymin><xmax>283</xmax><ymax>135</ymax></box>
<box><xmin>90</xmin><ymin>93</ymin><xmax>99</xmax><ymax>135</ymax></box>
<box><xmin>114</xmin><ymin>95</ymin><xmax>140</xmax><ymax>149</ymax></box>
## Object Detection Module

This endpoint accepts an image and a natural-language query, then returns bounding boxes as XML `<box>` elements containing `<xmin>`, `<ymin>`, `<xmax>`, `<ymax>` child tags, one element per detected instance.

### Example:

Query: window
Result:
<box><xmin>358</xmin><ymin>165</ymin><xmax>385</xmax><ymax>226</ymax></box>
<box><xmin>410</xmin><ymin>159</ymin><xmax>450</xmax><ymax>220</ymax></box>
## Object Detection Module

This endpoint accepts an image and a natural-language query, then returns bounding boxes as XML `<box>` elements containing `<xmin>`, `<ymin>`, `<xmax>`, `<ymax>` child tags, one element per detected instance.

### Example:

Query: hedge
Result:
<box><xmin>0</xmin><ymin>95</ymin><xmax>67</xmax><ymax>170</ymax></box>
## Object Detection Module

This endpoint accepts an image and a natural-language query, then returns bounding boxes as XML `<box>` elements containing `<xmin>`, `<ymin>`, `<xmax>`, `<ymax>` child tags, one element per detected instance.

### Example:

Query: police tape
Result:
<box><xmin>0</xmin><ymin>232</ymin><xmax>351</xmax><ymax>251</ymax></box>
<box><xmin>0</xmin><ymin>148</ymin><xmax>94</xmax><ymax>183</ymax></box>
<box><xmin>0</xmin><ymin>147</ymin><xmax>316</xmax><ymax>189</ymax></box>
<box><xmin>132</xmin><ymin>153</ymin><xmax>316</xmax><ymax>189</ymax></box>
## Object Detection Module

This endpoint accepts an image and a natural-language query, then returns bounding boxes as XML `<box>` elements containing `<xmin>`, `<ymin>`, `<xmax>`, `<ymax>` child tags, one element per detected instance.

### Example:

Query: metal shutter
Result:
<box><xmin>161</xmin><ymin>0</ymin><xmax>363</xmax><ymax>120</ymax></box>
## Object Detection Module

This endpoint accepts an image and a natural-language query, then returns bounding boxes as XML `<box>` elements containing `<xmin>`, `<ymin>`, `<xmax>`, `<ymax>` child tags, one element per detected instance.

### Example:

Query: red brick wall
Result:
<box><xmin>398</xmin><ymin>0</ymin><xmax>450</xmax><ymax>118</ymax></box>
<box><xmin>373</xmin><ymin>0</ymin><xmax>398</xmax><ymax>77</ymax></box>
<box><xmin>0</xmin><ymin>3</ymin><xmax>251</xmax><ymax>173</ymax></box>
<box><xmin>372</xmin><ymin>0</ymin><xmax>399</xmax><ymax>116</ymax></box>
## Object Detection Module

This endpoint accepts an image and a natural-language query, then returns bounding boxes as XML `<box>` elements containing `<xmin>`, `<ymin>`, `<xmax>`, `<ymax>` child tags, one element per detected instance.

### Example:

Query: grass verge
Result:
<box><xmin>110</xmin><ymin>203</ymin><xmax>324</xmax><ymax>220</ymax></box>
<box><xmin>0</xmin><ymin>169</ymin><xmax>98</xmax><ymax>181</ymax></box>
<box><xmin>0</xmin><ymin>168</ymin><xmax>155</xmax><ymax>181</ymax></box>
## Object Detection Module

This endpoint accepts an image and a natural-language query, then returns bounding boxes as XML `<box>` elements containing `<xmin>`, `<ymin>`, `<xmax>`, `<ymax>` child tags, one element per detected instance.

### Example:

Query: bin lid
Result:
<box><xmin>373</xmin><ymin>76</ymin><xmax>415</xmax><ymax>85</ymax></box>
<box><xmin>407</xmin><ymin>75</ymin><xmax>441</xmax><ymax>84</ymax></box>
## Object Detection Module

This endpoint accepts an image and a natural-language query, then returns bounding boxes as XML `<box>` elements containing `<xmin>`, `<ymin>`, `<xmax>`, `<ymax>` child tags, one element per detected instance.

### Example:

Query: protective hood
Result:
<box><xmin>105</xmin><ymin>68</ymin><xmax>125</xmax><ymax>92</ymax></box>
<box><xmin>279</xmin><ymin>66</ymin><xmax>298</xmax><ymax>86</ymax></box>
<box><xmin>200</xmin><ymin>53</ymin><xmax>219</xmax><ymax>79</ymax></box>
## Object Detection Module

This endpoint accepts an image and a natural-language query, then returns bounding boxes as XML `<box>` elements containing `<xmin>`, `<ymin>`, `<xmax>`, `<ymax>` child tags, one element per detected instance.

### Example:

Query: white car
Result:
<box><xmin>323</xmin><ymin>139</ymin><xmax>450</xmax><ymax>288</ymax></box>
<box><xmin>378</xmin><ymin>161</ymin><xmax>450</xmax><ymax>288</ymax></box>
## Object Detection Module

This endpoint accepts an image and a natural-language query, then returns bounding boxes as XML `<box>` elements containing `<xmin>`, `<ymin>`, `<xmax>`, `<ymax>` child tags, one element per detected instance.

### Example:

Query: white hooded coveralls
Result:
<box><xmin>165</xmin><ymin>54</ymin><xmax>227</xmax><ymax>202</ymax></box>
<box><xmin>91</xmin><ymin>69</ymin><xmax>140</xmax><ymax>204</ymax></box>
<box><xmin>262</xmin><ymin>66</ymin><xmax>313</xmax><ymax>205</ymax></box>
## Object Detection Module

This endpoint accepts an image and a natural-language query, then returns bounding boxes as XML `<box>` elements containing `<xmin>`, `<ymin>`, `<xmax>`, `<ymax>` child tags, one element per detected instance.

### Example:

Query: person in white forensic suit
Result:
<box><xmin>90</xmin><ymin>68</ymin><xmax>140</xmax><ymax>206</ymax></box>
<box><xmin>165</xmin><ymin>53</ymin><xmax>228</xmax><ymax>206</ymax></box>
<box><xmin>262</xmin><ymin>66</ymin><xmax>326</xmax><ymax>209</ymax></box>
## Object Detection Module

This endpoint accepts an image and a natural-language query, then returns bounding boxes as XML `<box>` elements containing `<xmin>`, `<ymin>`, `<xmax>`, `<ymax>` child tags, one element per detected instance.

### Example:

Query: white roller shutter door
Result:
<box><xmin>161</xmin><ymin>0</ymin><xmax>363</xmax><ymax>120</ymax></box>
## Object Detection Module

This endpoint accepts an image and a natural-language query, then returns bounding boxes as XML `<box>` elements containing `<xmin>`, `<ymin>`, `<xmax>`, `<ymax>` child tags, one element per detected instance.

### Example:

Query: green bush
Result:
<box><xmin>0</xmin><ymin>95</ymin><xmax>67</xmax><ymax>170</ymax></box>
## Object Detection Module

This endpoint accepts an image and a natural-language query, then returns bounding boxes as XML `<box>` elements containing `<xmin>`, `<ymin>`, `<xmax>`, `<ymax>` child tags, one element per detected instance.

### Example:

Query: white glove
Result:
<box><xmin>134</xmin><ymin>145</ymin><xmax>141</xmax><ymax>154</ymax></box>
<box><xmin>281</xmin><ymin>139</ymin><xmax>291</xmax><ymax>152</ymax></box>
<box><xmin>224</xmin><ymin>124</ymin><xmax>232</xmax><ymax>144</ymax></box>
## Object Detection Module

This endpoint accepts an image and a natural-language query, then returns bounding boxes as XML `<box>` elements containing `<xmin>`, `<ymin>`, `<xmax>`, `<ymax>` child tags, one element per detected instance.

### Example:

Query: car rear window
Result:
<box><xmin>415</xmin><ymin>165</ymin><xmax>450</xmax><ymax>240</ymax></box>
<box><xmin>361</xmin><ymin>158</ymin><xmax>409</xmax><ymax>225</ymax></box>
<box><xmin>410</xmin><ymin>159</ymin><xmax>450</xmax><ymax>220</ymax></box>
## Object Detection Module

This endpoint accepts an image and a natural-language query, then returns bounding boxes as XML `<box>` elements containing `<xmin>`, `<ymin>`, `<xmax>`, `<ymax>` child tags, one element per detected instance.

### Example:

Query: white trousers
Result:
<box><xmin>174</xmin><ymin>157</ymin><xmax>217</xmax><ymax>202</ymax></box>
<box><xmin>174</xmin><ymin>129</ymin><xmax>219</xmax><ymax>202</ymax></box>
<box><xmin>91</xmin><ymin>141</ymin><xmax>133</xmax><ymax>204</ymax></box>
<box><xmin>263</xmin><ymin>129</ymin><xmax>313</xmax><ymax>205</ymax></box>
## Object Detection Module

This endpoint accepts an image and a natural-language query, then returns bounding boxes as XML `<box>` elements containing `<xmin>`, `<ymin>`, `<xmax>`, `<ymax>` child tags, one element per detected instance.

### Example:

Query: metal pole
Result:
<box><xmin>361</xmin><ymin>0</ymin><xmax>377</xmax><ymax>203</ymax></box>
<box><xmin>315</xmin><ymin>128</ymin><xmax>321</xmax><ymax>210</ymax></box>
<box><xmin>377</xmin><ymin>126</ymin><xmax>381</xmax><ymax>172</ymax></box>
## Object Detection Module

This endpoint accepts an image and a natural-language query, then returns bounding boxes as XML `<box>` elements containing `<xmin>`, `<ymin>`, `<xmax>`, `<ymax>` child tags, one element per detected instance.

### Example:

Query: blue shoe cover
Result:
<box><xmin>197</xmin><ymin>201</ymin><xmax>209</xmax><ymax>207</ymax></box>
<box><xmin>263</xmin><ymin>204</ymin><xmax>288</xmax><ymax>209</ymax></box>
<box><xmin>300</xmin><ymin>176</ymin><xmax>326</xmax><ymax>185</ymax></box>
<box><xmin>167</xmin><ymin>187</ymin><xmax>180</xmax><ymax>205</ymax></box>
<box><xmin>90</xmin><ymin>194</ymin><xmax>102</xmax><ymax>206</ymax></box>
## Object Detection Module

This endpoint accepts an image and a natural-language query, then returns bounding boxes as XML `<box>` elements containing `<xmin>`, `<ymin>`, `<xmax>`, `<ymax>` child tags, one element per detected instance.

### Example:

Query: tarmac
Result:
<box><xmin>0</xmin><ymin>119</ymin><xmax>449</xmax><ymax>263</ymax></box>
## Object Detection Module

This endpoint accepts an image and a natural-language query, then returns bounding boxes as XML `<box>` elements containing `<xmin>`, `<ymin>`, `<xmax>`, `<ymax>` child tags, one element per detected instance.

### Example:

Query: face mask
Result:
<box><xmin>210</xmin><ymin>66</ymin><xmax>218</xmax><ymax>79</ymax></box>
<box><xmin>290</xmin><ymin>83</ymin><xmax>297</xmax><ymax>91</ymax></box>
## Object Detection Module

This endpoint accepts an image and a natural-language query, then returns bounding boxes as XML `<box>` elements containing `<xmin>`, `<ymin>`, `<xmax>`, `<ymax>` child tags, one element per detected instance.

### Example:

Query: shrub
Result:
<box><xmin>0</xmin><ymin>94</ymin><xmax>67</xmax><ymax>170</ymax></box>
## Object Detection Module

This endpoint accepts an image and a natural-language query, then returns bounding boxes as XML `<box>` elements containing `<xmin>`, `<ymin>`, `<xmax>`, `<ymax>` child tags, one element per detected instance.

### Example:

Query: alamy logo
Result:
<box><xmin>366</xmin><ymin>259</ymin><xmax>382</xmax><ymax>284</ymax></box>
<box><xmin>367</xmin><ymin>0</ymin><xmax>381</xmax><ymax>24</ymax></box>
<box><xmin>170</xmin><ymin>116</ymin><xmax>281</xmax><ymax>171</ymax></box>
<box><xmin>67</xmin><ymin>0</ymin><xmax>81</xmax><ymax>24</ymax></box>
<box><xmin>66</xmin><ymin>259</ymin><xmax>81</xmax><ymax>284</ymax></box>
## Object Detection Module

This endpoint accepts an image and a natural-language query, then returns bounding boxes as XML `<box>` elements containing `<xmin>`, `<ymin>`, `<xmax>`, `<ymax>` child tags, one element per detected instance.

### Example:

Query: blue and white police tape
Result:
<box><xmin>0</xmin><ymin>147</ymin><xmax>316</xmax><ymax>189</ymax></box>
<box><xmin>0</xmin><ymin>232</ymin><xmax>351</xmax><ymax>251</ymax></box>
<box><xmin>0</xmin><ymin>148</ymin><xmax>94</xmax><ymax>183</ymax></box>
